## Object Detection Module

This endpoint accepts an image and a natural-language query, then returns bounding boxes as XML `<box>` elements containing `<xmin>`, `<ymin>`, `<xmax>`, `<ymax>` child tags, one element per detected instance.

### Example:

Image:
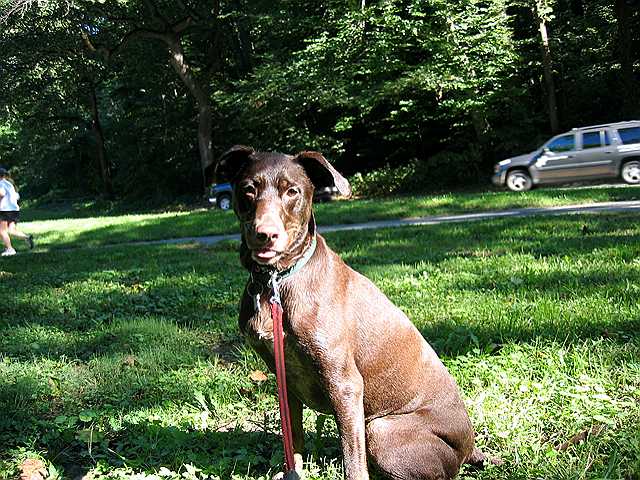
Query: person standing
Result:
<box><xmin>0</xmin><ymin>167</ymin><xmax>34</xmax><ymax>256</ymax></box>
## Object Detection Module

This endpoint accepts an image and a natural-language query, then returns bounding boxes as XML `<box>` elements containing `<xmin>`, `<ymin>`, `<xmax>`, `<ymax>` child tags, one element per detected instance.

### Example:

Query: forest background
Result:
<box><xmin>0</xmin><ymin>0</ymin><xmax>639</xmax><ymax>201</ymax></box>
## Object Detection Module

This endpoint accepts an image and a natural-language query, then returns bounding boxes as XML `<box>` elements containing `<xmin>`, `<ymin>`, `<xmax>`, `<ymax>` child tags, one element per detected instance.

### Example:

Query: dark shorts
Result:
<box><xmin>0</xmin><ymin>211</ymin><xmax>19</xmax><ymax>223</ymax></box>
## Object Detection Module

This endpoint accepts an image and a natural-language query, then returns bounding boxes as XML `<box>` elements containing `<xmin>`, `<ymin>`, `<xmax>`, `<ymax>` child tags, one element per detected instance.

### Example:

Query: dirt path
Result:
<box><xmin>139</xmin><ymin>200</ymin><xmax>640</xmax><ymax>247</ymax></box>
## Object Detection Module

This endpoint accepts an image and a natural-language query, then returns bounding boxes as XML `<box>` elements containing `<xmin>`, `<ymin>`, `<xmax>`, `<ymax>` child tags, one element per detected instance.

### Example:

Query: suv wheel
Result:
<box><xmin>217</xmin><ymin>193</ymin><xmax>232</xmax><ymax>210</ymax></box>
<box><xmin>506</xmin><ymin>169</ymin><xmax>533</xmax><ymax>192</ymax></box>
<box><xmin>621</xmin><ymin>160</ymin><xmax>640</xmax><ymax>184</ymax></box>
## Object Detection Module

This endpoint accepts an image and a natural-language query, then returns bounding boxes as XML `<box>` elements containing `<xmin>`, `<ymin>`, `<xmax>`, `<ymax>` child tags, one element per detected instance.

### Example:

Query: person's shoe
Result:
<box><xmin>26</xmin><ymin>235</ymin><xmax>34</xmax><ymax>250</ymax></box>
<box><xmin>1</xmin><ymin>248</ymin><xmax>16</xmax><ymax>256</ymax></box>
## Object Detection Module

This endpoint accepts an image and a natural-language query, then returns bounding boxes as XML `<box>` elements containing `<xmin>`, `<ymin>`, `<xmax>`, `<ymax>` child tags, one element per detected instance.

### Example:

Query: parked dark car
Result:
<box><xmin>209</xmin><ymin>183</ymin><xmax>233</xmax><ymax>210</ymax></box>
<box><xmin>492</xmin><ymin>121</ymin><xmax>640</xmax><ymax>191</ymax></box>
<box><xmin>209</xmin><ymin>183</ymin><xmax>339</xmax><ymax>210</ymax></box>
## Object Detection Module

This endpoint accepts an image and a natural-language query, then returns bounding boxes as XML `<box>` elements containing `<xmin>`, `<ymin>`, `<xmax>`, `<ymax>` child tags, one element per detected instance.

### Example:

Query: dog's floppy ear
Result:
<box><xmin>215</xmin><ymin>145</ymin><xmax>255</xmax><ymax>183</ymax></box>
<box><xmin>294</xmin><ymin>151</ymin><xmax>351</xmax><ymax>198</ymax></box>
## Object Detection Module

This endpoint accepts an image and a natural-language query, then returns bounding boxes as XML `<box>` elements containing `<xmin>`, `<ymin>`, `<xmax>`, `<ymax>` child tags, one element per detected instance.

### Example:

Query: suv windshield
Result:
<box><xmin>546</xmin><ymin>134</ymin><xmax>575</xmax><ymax>152</ymax></box>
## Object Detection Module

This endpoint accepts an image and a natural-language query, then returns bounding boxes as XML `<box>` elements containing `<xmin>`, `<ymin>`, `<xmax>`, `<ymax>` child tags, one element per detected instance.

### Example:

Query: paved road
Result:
<box><xmin>141</xmin><ymin>200</ymin><xmax>640</xmax><ymax>247</ymax></box>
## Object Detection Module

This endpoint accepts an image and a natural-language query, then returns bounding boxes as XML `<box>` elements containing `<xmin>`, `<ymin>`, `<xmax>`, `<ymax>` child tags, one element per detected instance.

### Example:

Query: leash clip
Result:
<box><xmin>269</xmin><ymin>271</ymin><xmax>282</xmax><ymax>306</ymax></box>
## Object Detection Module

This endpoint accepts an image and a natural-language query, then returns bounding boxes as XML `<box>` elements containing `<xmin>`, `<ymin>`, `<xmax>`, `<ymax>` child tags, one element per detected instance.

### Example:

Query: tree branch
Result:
<box><xmin>176</xmin><ymin>0</ymin><xmax>204</xmax><ymax>21</ymax></box>
<box><xmin>105</xmin><ymin>27</ymin><xmax>174</xmax><ymax>59</ymax></box>
<box><xmin>171</xmin><ymin>16</ymin><xmax>193</xmax><ymax>33</ymax></box>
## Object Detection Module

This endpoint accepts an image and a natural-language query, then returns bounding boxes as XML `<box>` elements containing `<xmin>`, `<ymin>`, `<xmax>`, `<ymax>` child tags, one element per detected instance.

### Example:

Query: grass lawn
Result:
<box><xmin>17</xmin><ymin>184</ymin><xmax>640</xmax><ymax>250</ymax></box>
<box><xmin>1</xmin><ymin>209</ymin><xmax>639</xmax><ymax>479</ymax></box>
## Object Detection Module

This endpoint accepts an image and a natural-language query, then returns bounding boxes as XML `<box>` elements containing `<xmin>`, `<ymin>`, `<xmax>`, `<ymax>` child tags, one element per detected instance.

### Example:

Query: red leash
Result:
<box><xmin>271</xmin><ymin>299</ymin><xmax>298</xmax><ymax>477</ymax></box>
<box><xmin>259</xmin><ymin>237</ymin><xmax>317</xmax><ymax>478</ymax></box>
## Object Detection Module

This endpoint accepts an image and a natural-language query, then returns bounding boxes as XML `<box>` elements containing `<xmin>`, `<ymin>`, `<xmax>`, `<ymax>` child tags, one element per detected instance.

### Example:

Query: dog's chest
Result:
<box><xmin>245</xmin><ymin>302</ymin><xmax>276</xmax><ymax>341</ymax></box>
<box><xmin>243</xmin><ymin>306</ymin><xmax>332</xmax><ymax>414</ymax></box>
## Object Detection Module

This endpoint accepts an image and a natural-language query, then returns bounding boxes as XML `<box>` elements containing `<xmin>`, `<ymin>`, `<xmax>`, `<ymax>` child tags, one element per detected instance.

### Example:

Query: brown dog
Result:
<box><xmin>216</xmin><ymin>146</ymin><xmax>484</xmax><ymax>480</ymax></box>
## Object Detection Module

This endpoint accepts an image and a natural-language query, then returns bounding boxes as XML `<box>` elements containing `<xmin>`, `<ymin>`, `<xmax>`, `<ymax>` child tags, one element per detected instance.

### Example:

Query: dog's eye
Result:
<box><xmin>286</xmin><ymin>187</ymin><xmax>300</xmax><ymax>198</ymax></box>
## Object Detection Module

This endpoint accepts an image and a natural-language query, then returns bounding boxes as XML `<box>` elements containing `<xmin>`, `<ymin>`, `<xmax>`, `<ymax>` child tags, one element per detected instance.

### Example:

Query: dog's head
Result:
<box><xmin>215</xmin><ymin>146</ymin><xmax>351</xmax><ymax>270</ymax></box>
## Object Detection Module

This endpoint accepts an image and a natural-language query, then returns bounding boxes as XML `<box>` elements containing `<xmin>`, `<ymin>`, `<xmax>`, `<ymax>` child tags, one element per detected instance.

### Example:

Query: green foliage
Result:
<box><xmin>349</xmin><ymin>163</ymin><xmax>418</xmax><ymax>197</ymax></box>
<box><xmin>349</xmin><ymin>147</ymin><xmax>490</xmax><ymax>197</ymax></box>
<box><xmin>0</xmin><ymin>0</ymin><xmax>639</xmax><ymax>199</ymax></box>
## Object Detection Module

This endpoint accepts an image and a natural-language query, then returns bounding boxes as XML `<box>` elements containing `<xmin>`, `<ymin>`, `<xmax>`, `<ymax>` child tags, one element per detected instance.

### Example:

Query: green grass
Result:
<box><xmin>1</xmin><ymin>209</ymin><xmax>639</xmax><ymax>479</ymax></box>
<box><xmin>17</xmin><ymin>184</ymin><xmax>640</xmax><ymax>250</ymax></box>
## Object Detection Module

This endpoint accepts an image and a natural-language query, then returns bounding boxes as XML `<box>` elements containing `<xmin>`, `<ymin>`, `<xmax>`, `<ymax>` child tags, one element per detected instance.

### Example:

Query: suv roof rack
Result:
<box><xmin>571</xmin><ymin>120</ymin><xmax>640</xmax><ymax>131</ymax></box>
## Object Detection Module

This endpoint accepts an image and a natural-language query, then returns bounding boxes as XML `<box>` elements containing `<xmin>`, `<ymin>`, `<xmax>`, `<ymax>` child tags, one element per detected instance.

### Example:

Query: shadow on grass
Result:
<box><xmin>324</xmin><ymin>214</ymin><xmax>640</xmax><ymax>357</ymax></box>
<box><xmin>0</xmin><ymin>373</ymin><xmax>342</xmax><ymax>478</ymax></box>
<box><xmin>416</xmin><ymin>317</ymin><xmax>640</xmax><ymax>358</ymax></box>
<box><xmin>94</xmin><ymin>420</ymin><xmax>342</xmax><ymax>478</ymax></box>
<box><xmin>0</xmin><ymin>242</ymin><xmax>243</xmax><ymax>327</ymax></box>
<box><xmin>2</xmin><ymin>214</ymin><xmax>639</xmax><ymax>360</ymax></box>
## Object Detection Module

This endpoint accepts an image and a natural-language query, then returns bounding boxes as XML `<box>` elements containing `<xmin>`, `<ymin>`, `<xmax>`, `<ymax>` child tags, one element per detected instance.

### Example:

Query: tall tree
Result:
<box><xmin>80</xmin><ymin>0</ymin><xmax>224</xmax><ymax>191</ymax></box>
<box><xmin>0</xmin><ymin>2</ymin><xmax>117</xmax><ymax>196</ymax></box>
<box><xmin>535</xmin><ymin>0</ymin><xmax>560</xmax><ymax>132</ymax></box>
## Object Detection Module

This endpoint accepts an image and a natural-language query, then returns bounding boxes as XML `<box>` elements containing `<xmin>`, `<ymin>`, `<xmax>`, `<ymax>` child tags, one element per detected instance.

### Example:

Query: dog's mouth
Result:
<box><xmin>251</xmin><ymin>247</ymin><xmax>282</xmax><ymax>264</ymax></box>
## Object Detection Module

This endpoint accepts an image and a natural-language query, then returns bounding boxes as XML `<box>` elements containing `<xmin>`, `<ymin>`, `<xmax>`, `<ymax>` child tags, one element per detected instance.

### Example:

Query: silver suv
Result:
<box><xmin>492</xmin><ymin>121</ymin><xmax>640</xmax><ymax>191</ymax></box>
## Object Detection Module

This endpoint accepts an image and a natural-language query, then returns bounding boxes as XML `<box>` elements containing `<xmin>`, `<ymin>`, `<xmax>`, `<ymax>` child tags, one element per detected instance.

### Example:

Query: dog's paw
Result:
<box><xmin>272</xmin><ymin>454</ymin><xmax>304</xmax><ymax>480</ymax></box>
<box><xmin>272</xmin><ymin>471</ymin><xmax>302</xmax><ymax>480</ymax></box>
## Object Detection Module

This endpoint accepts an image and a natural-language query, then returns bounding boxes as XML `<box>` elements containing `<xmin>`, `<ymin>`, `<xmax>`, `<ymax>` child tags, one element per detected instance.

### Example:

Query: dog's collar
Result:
<box><xmin>247</xmin><ymin>235</ymin><xmax>316</xmax><ymax>313</ymax></box>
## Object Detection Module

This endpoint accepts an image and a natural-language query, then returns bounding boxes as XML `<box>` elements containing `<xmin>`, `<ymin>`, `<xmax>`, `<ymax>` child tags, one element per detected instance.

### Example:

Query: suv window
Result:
<box><xmin>604</xmin><ymin>130</ymin><xmax>612</xmax><ymax>146</ymax></box>
<box><xmin>618</xmin><ymin>126</ymin><xmax>640</xmax><ymax>145</ymax></box>
<box><xmin>547</xmin><ymin>134</ymin><xmax>575</xmax><ymax>152</ymax></box>
<box><xmin>582</xmin><ymin>131</ymin><xmax>601</xmax><ymax>149</ymax></box>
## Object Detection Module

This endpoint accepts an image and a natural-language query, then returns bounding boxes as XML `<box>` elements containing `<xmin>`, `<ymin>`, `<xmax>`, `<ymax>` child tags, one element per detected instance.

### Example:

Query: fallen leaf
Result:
<box><xmin>555</xmin><ymin>424</ymin><xmax>606</xmax><ymax>451</ymax></box>
<box><xmin>122</xmin><ymin>355</ymin><xmax>136</xmax><ymax>367</ymax></box>
<box><xmin>19</xmin><ymin>458</ymin><xmax>47</xmax><ymax>480</ymax></box>
<box><xmin>249</xmin><ymin>370</ymin><xmax>268</xmax><ymax>382</ymax></box>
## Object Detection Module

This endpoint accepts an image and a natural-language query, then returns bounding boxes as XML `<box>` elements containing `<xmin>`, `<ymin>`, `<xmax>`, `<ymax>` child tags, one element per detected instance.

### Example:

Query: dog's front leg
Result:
<box><xmin>289</xmin><ymin>392</ymin><xmax>305</xmax><ymax>474</ymax></box>
<box><xmin>328</xmin><ymin>370</ymin><xmax>368</xmax><ymax>480</ymax></box>
<box><xmin>273</xmin><ymin>392</ymin><xmax>305</xmax><ymax>480</ymax></box>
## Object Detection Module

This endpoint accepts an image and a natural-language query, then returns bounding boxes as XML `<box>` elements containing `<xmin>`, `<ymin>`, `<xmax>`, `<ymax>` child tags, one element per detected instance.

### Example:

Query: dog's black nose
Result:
<box><xmin>255</xmin><ymin>226</ymin><xmax>280</xmax><ymax>243</ymax></box>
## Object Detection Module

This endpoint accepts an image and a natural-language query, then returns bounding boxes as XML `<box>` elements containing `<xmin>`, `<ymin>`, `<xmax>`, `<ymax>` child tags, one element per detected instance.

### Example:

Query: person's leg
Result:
<box><xmin>8</xmin><ymin>221</ymin><xmax>28</xmax><ymax>240</ymax></box>
<box><xmin>7</xmin><ymin>221</ymin><xmax>34</xmax><ymax>248</ymax></box>
<box><xmin>0</xmin><ymin>220</ymin><xmax>15</xmax><ymax>253</ymax></box>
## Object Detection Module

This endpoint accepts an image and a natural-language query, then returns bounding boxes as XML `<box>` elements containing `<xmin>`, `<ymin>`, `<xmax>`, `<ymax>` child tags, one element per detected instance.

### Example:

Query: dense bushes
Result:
<box><xmin>349</xmin><ymin>147</ymin><xmax>485</xmax><ymax>197</ymax></box>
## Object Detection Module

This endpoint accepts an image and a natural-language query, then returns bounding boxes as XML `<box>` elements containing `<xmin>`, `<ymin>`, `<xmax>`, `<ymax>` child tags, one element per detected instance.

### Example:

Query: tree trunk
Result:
<box><xmin>88</xmin><ymin>84</ymin><xmax>113</xmax><ymax>197</ymax></box>
<box><xmin>197</xmin><ymin>103</ymin><xmax>214</xmax><ymax>189</ymax></box>
<box><xmin>471</xmin><ymin>111</ymin><xmax>487</xmax><ymax>141</ymax></box>
<box><xmin>538</xmin><ymin>15</ymin><xmax>559</xmax><ymax>133</ymax></box>
<box><xmin>615</xmin><ymin>0</ymin><xmax>637</xmax><ymax>116</ymax></box>
<box><xmin>231</xmin><ymin>0</ymin><xmax>253</xmax><ymax>74</ymax></box>
<box><xmin>166</xmin><ymin>35</ymin><xmax>214</xmax><ymax>192</ymax></box>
